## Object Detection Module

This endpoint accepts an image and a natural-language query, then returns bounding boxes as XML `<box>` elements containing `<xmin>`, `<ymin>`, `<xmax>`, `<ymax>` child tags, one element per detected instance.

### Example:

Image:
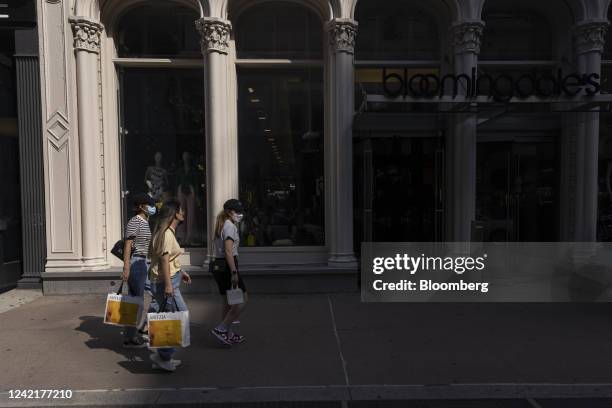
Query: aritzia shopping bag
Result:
<box><xmin>147</xmin><ymin>297</ymin><xmax>190</xmax><ymax>348</ymax></box>
<box><xmin>103</xmin><ymin>282</ymin><xmax>143</xmax><ymax>327</ymax></box>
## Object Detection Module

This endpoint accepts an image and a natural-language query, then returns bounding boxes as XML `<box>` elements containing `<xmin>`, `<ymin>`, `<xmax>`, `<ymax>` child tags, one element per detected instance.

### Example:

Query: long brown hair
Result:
<box><xmin>214</xmin><ymin>209</ymin><xmax>232</xmax><ymax>238</ymax></box>
<box><xmin>149</xmin><ymin>199</ymin><xmax>182</xmax><ymax>259</ymax></box>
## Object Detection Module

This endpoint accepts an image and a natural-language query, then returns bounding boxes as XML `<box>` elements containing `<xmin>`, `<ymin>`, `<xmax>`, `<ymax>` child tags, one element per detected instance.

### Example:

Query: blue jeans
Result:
<box><xmin>124</xmin><ymin>257</ymin><xmax>148</xmax><ymax>340</ymax></box>
<box><xmin>150</xmin><ymin>271</ymin><xmax>188</xmax><ymax>361</ymax></box>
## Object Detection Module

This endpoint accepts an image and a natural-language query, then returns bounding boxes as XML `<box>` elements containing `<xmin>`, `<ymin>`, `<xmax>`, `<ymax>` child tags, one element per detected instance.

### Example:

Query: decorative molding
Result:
<box><xmin>328</xmin><ymin>18</ymin><xmax>358</xmax><ymax>54</ymax></box>
<box><xmin>47</xmin><ymin>111</ymin><xmax>70</xmax><ymax>150</ymax></box>
<box><xmin>574</xmin><ymin>21</ymin><xmax>609</xmax><ymax>55</ymax></box>
<box><xmin>195</xmin><ymin>18</ymin><xmax>232</xmax><ymax>55</ymax></box>
<box><xmin>451</xmin><ymin>21</ymin><xmax>484</xmax><ymax>55</ymax></box>
<box><xmin>69</xmin><ymin>17</ymin><xmax>103</xmax><ymax>54</ymax></box>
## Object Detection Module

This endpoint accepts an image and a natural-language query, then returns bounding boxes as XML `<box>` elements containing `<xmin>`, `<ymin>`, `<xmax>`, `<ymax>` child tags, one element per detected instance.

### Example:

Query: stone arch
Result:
<box><xmin>100</xmin><ymin>0</ymin><xmax>207</xmax><ymax>33</ymax></box>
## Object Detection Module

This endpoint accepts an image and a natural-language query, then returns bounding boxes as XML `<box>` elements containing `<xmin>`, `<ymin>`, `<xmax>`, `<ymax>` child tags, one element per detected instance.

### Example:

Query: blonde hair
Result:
<box><xmin>214</xmin><ymin>209</ymin><xmax>232</xmax><ymax>238</ymax></box>
<box><xmin>149</xmin><ymin>199</ymin><xmax>181</xmax><ymax>259</ymax></box>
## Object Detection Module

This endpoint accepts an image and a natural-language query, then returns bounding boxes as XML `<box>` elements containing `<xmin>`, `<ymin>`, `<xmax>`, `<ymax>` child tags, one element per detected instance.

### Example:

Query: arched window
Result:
<box><xmin>115</xmin><ymin>2</ymin><xmax>206</xmax><ymax>247</ymax></box>
<box><xmin>355</xmin><ymin>1</ymin><xmax>439</xmax><ymax>61</ymax></box>
<box><xmin>233</xmin><ymin>2</ymin><xmax>325</xmax><ymax>247</ymax></box>
<box><xmin>235</xmin><ymin>2</ymin><xmax>322</xmax><ymax>59</ymax></box>
<box><xmin>480</xmin><ymin>10</ymin><xmax>553</xmax><ymax>60</ymax></box>
<box><xmin>117</xmin><ymin>3</ymin><xmax>200</xmax><ymax>58</ymax></box>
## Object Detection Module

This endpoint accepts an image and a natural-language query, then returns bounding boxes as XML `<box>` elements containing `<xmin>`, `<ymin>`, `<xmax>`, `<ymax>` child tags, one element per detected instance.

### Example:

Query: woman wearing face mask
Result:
<box><xmin>211</xmin><ymin>199</ymin><xmax>248</xmax><ymax>345</ymax></box>
<box><xmin>148</xmin><ymin>199</ymin><xmax>192</xmax><ymax>372</ymax></box>
<box><xmin>122</xmin><ymin>193</ymin><xmax>157</xmax><ymax>348</ymax></box>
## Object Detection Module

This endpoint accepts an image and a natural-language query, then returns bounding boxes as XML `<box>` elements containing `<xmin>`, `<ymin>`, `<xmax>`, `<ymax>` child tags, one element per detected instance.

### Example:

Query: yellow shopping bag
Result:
<box><xmin>103</xmin><ymin>283</ymin><xmax>143</xmax><ymax>327</ymax></box>
<box><xmin>147</xmin><ymin>297</ymin><xmax>190</xmax><ymax>348</ymax></box>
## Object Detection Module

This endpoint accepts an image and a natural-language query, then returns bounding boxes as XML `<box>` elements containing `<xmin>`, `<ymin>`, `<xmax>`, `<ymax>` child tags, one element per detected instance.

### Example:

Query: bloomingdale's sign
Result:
<box><xmin>382</xmin><ymin>67</ymin><xmax>602</xmax><ymax>101</ymax></box>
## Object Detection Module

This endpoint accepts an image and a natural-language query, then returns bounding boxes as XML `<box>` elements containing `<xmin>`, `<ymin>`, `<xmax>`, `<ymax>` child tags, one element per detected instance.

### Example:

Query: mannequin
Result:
<box><xmin>144</xmin><ymin>151</ymin><xmax>168</xmax><ymax>201</ymax></box>
<box><xmin>176</xmin><ymin>151</ymin><xmax>197</xmax><ymax>245</ymax></box>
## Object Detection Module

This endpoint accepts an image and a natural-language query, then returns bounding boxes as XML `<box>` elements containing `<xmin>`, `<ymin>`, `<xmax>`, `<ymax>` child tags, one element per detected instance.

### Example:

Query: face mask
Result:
<box><xmin>233</xmin><ymin>213</ymin><xmax>244</xmax><ymax>223</ymax></box>
<box><xmin>145</xmin><ymin>205</ymin><xmax>156</xmax><ymax>216</ymax></box>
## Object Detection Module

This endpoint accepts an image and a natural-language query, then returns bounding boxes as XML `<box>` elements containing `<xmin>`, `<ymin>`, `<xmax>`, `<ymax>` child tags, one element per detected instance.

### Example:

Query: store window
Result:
<box><xmin>116</xmin><ymin>4</ymin><xmax>206</xmax><ymax>247</ymax></box>
<box><xmin>480</xmin><ymin>10</ymin><xmax>552</xmax><ymax>61</ymax></box>
<box><xmin>355</xmin><ymin>1</ymin><xmax>439</xmax><ymax>61</ymax></box>
<box><xmin>0</xmin><ymin>29</ymin><xmax>21</xmax><ymax>265</ymax></box>
<box><xmin>235</xmin><ymin>3</ymin><xmax>325</xmax><ymax>246</ymax></box>
<box><xmin>117</xmin><ymin>2</ymin><xmax>200</xmax><ymax>58</ymax></box>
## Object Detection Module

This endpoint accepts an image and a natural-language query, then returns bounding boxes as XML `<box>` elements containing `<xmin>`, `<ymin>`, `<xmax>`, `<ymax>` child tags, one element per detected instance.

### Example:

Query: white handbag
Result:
<box><xmin>227</xmin><ymin>287</ymin><xmax>245</xmax><ymax>305</ymax></box>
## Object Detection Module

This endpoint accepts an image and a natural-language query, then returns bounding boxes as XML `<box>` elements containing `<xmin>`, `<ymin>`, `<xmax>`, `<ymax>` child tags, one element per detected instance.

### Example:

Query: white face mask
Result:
<box><xmin>232</xmin><ymin>213</ymin><xmax>244</xmax><ymax>223</ymax></box>
<box><xmin>145</xmin><ymin>205</ymin><xmax>157</xmax><ymax>216</ymax></box>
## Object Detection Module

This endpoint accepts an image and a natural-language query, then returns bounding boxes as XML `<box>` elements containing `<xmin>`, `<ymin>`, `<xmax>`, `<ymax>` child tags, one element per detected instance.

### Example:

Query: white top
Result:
<box><xmin>215</xmin><ymin>219</ymin><xmax>240</xmax><ymax>259</ymax></box>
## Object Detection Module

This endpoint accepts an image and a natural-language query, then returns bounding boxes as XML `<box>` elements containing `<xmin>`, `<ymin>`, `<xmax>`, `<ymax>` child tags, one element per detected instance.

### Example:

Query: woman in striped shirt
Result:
<box><xmin>122</xmin><ymin>193</ymin><xmax>156</xmax><ymax>348</ymax></box>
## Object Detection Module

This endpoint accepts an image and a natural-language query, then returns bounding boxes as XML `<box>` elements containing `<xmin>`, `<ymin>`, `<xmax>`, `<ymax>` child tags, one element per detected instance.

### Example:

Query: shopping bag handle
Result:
<box><xmin>116</xmin><ymin>281</ymin><xmax>124</xmax><ymax>295</ymax></box>
<box><xmin>159</xmin><ymin>295</ymin><xmax>180</xmax><ymax>313</ymax></box>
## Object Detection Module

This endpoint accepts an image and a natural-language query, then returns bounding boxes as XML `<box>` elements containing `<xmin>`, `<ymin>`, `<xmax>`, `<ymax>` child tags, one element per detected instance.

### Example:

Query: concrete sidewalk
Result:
<box><xmin>2</xmin><ymin>291</ymin><xmax>612</xmax><ymax>406</ymax></box>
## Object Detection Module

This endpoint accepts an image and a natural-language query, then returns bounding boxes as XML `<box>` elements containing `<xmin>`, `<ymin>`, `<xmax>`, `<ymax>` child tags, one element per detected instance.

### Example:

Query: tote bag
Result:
<box><xmin>103</xmin><ymin>282</ymin><xmax>143</xmax><ymax>327</ymax></box>
<box><xmin>147</xmin><ymin>297</ymin><xmax>190</xmax><ymax>348</ymax></box>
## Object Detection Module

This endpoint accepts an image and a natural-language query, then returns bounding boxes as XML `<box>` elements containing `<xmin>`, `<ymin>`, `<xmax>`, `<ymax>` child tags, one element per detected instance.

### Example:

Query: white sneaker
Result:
<box><xmin>150</xmin><ymin>353</ymin><xmax>176</xmax><ymax>372</ymax></box>
<box><xmin>150</xmin><ymin>353</ymin><xmax>181</xmax><ymax>368</ymax></box>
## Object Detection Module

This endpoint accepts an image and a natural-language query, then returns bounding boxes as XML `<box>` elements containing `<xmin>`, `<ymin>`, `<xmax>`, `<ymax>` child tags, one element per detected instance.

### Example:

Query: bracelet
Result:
<box><xmin>231</xmin><ymin>270</ymin><xmax>238</xmax><ymax>275</ymax></box>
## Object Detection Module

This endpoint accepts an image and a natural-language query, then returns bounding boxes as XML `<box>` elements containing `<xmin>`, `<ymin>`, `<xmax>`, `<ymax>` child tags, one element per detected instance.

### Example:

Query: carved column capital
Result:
<box><xmin>450</xmin><ymin>21</ymin><xmax>484</xmax><ymax>55</ymax></box>
<box><xmin>69</xmin><ymin>17</ymin><xmax>103</xmax><ymax>54</ymax></box>
<box><xmin>574</xmin><ymin>21</ymin><xmax>609</xmax><ymax>55</ymax></box>
<box><xmin>328</xmin><ymin>18</ymin><xmax>358</xmax><ymax>54</ymax></box>
<box><xmin>195</xmin><ymin>17</ymin><xmax>232</xmax><ymax>55</ymax></box>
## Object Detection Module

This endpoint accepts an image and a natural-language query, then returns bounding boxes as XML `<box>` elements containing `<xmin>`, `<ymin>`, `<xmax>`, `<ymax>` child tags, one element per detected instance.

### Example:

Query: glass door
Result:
<box><xmin>476</xmin><ymin>139</ymin><xmax>558</xmax><ymax>241</ymax></box>
<box><xmin>355</xmin><ymin>135</ymin><xmax>445</xmax><ymax>244</ymax></box>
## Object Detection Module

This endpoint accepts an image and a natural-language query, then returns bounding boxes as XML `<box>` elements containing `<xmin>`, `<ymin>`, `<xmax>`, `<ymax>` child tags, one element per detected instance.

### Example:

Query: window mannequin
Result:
<box><xmin>144</xmin><ymin>151</ymin><xmax>168</xmax><ymax>201</ymax></box>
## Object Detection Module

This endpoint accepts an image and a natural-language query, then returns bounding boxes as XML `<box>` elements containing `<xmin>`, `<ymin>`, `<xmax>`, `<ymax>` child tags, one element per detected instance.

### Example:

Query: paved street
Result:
<box><xmin>2</xmin><ymin>290</ymin><xmax>612</xmax><ymax>406</ymax></box>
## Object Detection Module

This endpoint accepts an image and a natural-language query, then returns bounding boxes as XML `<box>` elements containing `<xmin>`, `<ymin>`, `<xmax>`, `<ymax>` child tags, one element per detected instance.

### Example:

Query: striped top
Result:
<box><xmin>124</xmin><ymin>215</ymin><xmax>151</xmax><ymax>257</ymax></box>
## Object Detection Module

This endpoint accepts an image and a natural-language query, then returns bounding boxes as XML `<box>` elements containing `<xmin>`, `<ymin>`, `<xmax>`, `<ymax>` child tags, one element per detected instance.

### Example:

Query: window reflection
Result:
<box><xmin>238</xmin><ymin>68</ymin><xmax>324</xmax><ymax>246</ymax></box>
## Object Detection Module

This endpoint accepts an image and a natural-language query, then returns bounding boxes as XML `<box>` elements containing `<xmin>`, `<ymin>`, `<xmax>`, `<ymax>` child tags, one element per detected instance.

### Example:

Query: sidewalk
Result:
<box><xmin>2</xmin><ymin>290</ymin><xmax>612</xmax><ymax>406</ymax></box>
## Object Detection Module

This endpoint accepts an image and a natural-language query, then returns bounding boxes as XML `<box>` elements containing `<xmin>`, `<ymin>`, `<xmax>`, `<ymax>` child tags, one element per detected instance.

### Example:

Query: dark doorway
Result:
<box><xmin>476</xmin><ymin>139</ymin><xmax>558</xmax><ymax>241</ymax></box>
<box><xmin>355</xmin><ymin>135</ymin><xmax>444</xmax><ymax>246</ymax></box>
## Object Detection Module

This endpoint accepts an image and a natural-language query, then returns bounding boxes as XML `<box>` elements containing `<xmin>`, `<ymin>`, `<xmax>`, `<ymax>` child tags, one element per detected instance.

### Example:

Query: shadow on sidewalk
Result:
<box><xmin>75</xmin><ymin>315</ymin><xmax>158</xmax><ymax>374</ymax></box>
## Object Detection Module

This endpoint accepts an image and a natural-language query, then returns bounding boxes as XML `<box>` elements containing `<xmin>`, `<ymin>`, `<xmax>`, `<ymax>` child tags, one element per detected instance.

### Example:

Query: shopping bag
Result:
<box><xmin>227</xmin><ymin>287</ymin><xmax>244</xmax><ymax>305</ymax></box>
<box><xmin>103</xmin><ymin>282</ymin><xmax>143</xmax><ymax>327</ymax></box>
<box><xmin>147</xmin><ymin>297</ymin><xmax>190</xmax><ymax>348</ymax></box>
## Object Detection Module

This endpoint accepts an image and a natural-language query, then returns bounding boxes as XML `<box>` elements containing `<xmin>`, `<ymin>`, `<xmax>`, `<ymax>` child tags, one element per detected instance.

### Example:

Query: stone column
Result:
<box><xmin>69</xmin><ymin>17</ymin><xmax>106</xmax><ymax>269</ymax></box>
<box><xmin>196</xmin><ymin>18</ymin><xmax>238</xmax><ymax>260</ymax></box>
<box><xmin>326</xmin><ymin>19</ymin><xmax>358</xmax><ymax>267</ymax></box>
<box><xmin>571</xmin><ymin>21</ymin><xmax>608</xmax><ymax>242</ymax></box>
<box><xmin>447</xmin><ymin>21</ymin><xmax>483</xmax><ymax>242</ymax></box>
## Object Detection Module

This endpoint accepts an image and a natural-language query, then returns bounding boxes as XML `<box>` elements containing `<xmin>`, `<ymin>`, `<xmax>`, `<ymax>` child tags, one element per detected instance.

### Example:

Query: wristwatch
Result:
<box><xmin>231</xmin><ymin>270</ymin><xmax>238</xmax><ymax>275</ymax></box>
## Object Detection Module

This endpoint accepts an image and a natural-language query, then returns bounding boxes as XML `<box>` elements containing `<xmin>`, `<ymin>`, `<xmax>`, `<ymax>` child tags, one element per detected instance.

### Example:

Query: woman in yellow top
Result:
<box><xmin>148</xmin><ymin>199</ymin><xmax>192</xmax><ymax>372</ymax></box>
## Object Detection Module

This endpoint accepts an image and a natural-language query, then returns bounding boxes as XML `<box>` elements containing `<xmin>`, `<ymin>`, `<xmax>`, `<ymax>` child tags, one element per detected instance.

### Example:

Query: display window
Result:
<box><xmin>234</xmin><ymin>2</ymin><xmax>325</xmax><ymax>247</ymax></box>
<box><xmin>116</xmin><ymin>4</ymin><xmax>205</xmax><ymax>247</ymax></box>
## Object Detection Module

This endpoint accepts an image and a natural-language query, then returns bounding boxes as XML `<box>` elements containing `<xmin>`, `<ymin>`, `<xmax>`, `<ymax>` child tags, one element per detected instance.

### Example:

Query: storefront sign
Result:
<box><xmin>382</xmin><ymin>68</ymin><xmax>601</xmax><ymax>101</ymax></box>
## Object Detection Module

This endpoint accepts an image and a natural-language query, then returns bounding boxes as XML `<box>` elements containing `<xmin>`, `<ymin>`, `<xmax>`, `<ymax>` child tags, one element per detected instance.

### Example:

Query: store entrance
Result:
<box><xmin>354</xmin><ymin>135</ymin><xmax>444</xmax><ymax>245</ymax></box>
<box><xmin>476</xmin><ymin>138</ymin><xmax>558</xmax><ymax>241</ymax></box>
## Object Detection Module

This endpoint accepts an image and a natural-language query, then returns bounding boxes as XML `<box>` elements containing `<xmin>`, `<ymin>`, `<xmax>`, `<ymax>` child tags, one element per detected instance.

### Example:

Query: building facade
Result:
<box><xmin>34</xmin><ymin>0</ymin><xmax>612</xmax><ymax>293</ymax></box>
